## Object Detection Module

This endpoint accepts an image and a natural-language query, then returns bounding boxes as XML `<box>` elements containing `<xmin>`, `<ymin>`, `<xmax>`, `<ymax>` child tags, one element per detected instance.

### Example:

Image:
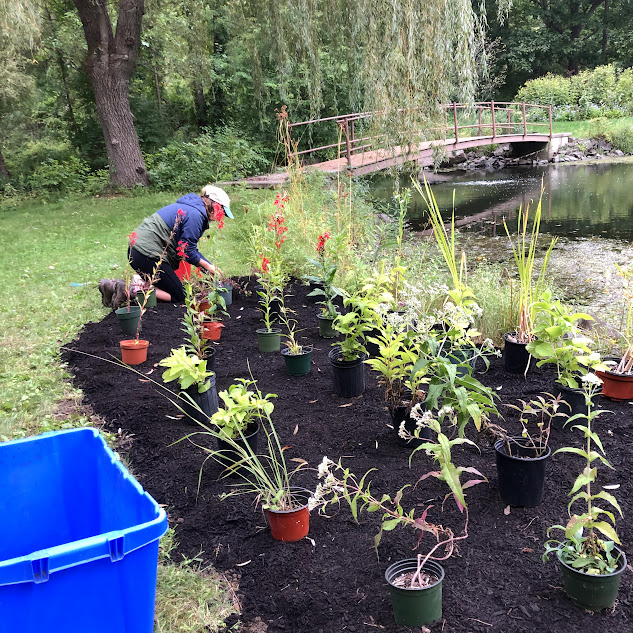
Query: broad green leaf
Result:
<box><xmin>592</xmin><ymin>521</ymin><xmax>621</xmax><ymax>544</ymax></box>
<box><xmin>381</xmin><ymin>518</ymin><xmax>401</xmax><ymax>531</ymax></box>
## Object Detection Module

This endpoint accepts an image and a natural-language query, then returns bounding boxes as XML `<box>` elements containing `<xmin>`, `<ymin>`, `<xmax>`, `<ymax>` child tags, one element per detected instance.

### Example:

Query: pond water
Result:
<box><xmin>366</xmin><ymin>160</ymin><xmax>633</xmax><ymax>240</ymax></box>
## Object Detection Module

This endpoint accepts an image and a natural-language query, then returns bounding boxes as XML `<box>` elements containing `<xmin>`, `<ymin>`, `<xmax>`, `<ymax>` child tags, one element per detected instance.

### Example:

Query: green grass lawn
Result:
<box><xmin>0</xmin><ymin>189</ymin><xmax>269</xmax><ymax>440</ymax></box>
<box><xmin>0</xmin><ymin>188</ymin><xmax>280</xmax><ymax>631</ymax></box>
<box><xmin>552</xmin><ymin>116</ymin><xmax>633</xmax><ymax>137</ymax></box>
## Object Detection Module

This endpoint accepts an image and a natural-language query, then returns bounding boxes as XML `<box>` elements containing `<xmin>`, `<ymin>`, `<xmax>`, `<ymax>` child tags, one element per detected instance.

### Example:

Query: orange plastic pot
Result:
<box><xmin>265</xmin><ymin>488</ymin><xmax>310</xmax><ymax>542</ymax></box>
<box><xmin>196</xmin><ymin>299</ymin><xmax>211</xmax><ymax>313</ymax></box>
<box><xmin>596</xmin><ymin>369</ymin><xmax>633</xmax><ymax>401</ymax></box>
<box><xmin>120</xmin><ymin>339</ymin><xmax>149</xmax><ymax>365</ymax></box>
<box><xmin>202</xmin><ymin>321</ymin><xmax>224</xmax><ymax>341</ymax></box>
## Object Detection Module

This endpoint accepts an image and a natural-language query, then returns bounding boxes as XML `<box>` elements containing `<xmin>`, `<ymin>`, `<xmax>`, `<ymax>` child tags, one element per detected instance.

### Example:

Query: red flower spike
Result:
<box><xmin>261</xmin><ymin>256</ymin><xmax>270</xmax><ymax>273</ymax></box>
<box><xmin>127</xmin><ymin>231</ymin><xmax>138</xmax><ymax>247</ymax></box>
<box><xmin>177</xmin><ymin>208</ymin><xmax>186</xmax><ymax>217</ymax></box>
<box><xmin>177</xmin><ymin>240</ymin><xmax>187</xmax><ymax>259</ymax></box>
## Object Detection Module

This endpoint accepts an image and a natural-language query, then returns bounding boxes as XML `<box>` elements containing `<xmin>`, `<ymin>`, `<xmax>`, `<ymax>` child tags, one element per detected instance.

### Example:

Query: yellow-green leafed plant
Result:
<box><xmin>543</xmin><ymin>376</ymin><xmax>624</xmax><ymax>575</ymax></box>
<box><xmin>210</xmin><ymin>379</ymin><xmax>275</xmax><ymax>440</ymax></box>
<box><xmin>159</xmin><ymin>346</ymin><xmax>214</xmax><ymax>393</ymax></box>
<box><xmin>503</xmin><ymin>184</ymin><xmax>557</xmax><ymax>343</ymax></box>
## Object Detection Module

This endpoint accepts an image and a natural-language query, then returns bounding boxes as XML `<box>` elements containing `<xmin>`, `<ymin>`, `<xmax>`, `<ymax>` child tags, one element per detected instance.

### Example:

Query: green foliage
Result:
<box><xmin>516</xmin><ymin>65</ymin><xmax>633</xmax><ymax>121</ymax></box>
<box><xmin>526</xmin><ymin>291</ymin><xmax>606</xmax><ymax>389</ymax></box>
<box><xmin>159</xmin><ymin>346</ymin><xmax>213</xmax><ymax>393</ymax></box>
<box><xmin>210</xmin><ymin>379</ymin><xmax>275</xmax><ymax>440</ymax></box>
<box><xmin>145</xmin><ymin>127</ymin><xmax>270</xmax><ymax>190</ymax></box>
<box><xmin>543</xmin><ymin>380</ymin><xmax>623</xmax><ymax>576</ymax></box>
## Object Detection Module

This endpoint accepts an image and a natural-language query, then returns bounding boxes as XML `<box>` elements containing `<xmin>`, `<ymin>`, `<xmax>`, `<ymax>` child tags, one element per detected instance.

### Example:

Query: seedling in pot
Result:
<box><xmin>543</xmin><ymin>374</ymin><xmax>625</xmax><ymax>583</ymax></box>
<box><xmin>480</xmin><ymin>393</ymin><xmax>564</xmax><ymax>458</ymax></box>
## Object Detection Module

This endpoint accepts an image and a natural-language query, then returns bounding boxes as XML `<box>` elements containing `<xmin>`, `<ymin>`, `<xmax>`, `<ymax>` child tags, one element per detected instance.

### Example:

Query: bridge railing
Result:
<box><xmin>286</xmin><ymin>101</ymin><xmax>553</xmax><ymax>167</ymax></box>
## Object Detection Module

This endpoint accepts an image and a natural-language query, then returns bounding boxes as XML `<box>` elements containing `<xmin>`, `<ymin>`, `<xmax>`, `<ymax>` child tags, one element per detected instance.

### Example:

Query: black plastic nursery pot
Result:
<box><xmin>556</xmin><ymin>385</ymin><xmax>599</xmax><ymax>423</ymax></box>
<box><xmin>391</xmin><ymin>403</ymin><xmax>432</xmax><ymax>447</ymax></box>
<box><xmin>494</xmin><ymin>437</ymin><xmax>551</xmax><ymax>507</ymax></box>
<box><xmin>557</xmin><ymin>546</ymin><xmax>627</xmax><ymax>610</ymax></box>
<box><xmin>317</xmin><ymin>315</ymin><xmax>337</xmax><ymax>339</ymax></box>
<box><xmin>281</xmin><ymin>347</ymin><xmax>312</xmax><ymax>376</ymax></box>
<box><xmin>385</xmin><ymin>559</ymin><xmax>444</xmax><ymax>627</ymax></box>
<box><xmin>503</xmin><ymin>332</ymin><xmax>531</xmax><ymax>374</ymax></box>
<box><xmin>257</xmin><ymin>328</ymin><xmax>282</xmax><ymax>353</ymax></box>
<box><xmin>328</xmin><ymin>347</ymin><xmax>366</xmax><ymax>397</ymax></box>
<box><xmin>216</xmin><ymin>422</ymin><xmax>260</xmax><ymax>475</ymax></box>
<box><xmin>115</xmin><ymin>305</ymin><xmax>142</xmax><ymax>336</ymax></box>
<box><xmin>178</xmin><ymin>375</ymin><xmax>219</xmax><ymax>426</ymax></box>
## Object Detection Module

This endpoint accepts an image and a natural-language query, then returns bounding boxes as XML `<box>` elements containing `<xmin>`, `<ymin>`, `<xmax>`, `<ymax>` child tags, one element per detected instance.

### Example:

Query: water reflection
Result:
<box><xmin>366</xmin><ymin>162</ymin><xmax>633</xmax><ymax>240</ymax></box>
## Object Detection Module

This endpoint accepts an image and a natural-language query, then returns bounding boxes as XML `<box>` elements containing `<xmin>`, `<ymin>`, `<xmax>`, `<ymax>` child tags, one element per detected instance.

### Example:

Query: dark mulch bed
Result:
<box><xmin>62</xmin><ymin>279</ymin><xmax>633</xmax><ymax>633</ymax></box>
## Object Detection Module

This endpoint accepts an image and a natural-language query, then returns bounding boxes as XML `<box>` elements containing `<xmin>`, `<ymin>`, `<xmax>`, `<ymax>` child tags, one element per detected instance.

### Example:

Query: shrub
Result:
<box><xmin>604</xmin><ymin>127</ymin><xmax>633</xmax><ymax>154</ymax></box>
<box><xmin>146</xmin><ymin>127</ymin><xmax>271</xmax><ymax>191</ymax></box>
<box><xmin>515</xmin><ymin>74</ymin><xmax>573</xmax><ymax>108</ymax></box>
<box><xmin>24</xmin><ymin>156</ymin><xmax>108</xmax><ymax>197</ymax></box>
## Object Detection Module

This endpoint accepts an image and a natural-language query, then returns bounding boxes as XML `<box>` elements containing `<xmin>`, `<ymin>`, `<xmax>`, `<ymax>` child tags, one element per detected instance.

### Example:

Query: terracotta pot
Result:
<box><xmin>265</xmin><ymin>488</ymin><xmax>310</xmax><ymax>542</ymax></box>
<box><xmin>196</xmin><ymin>299</ymin><xmax>211</xmax><ymax>313</ymax></box>
<box><xmin>596</xmin><ymin>369</ymin><xmax>633</xmax><ymax>401</ymax></box>
<box><xmin>202</xmin><ymin>321</ymin><xmax>224</xmax><ymax>341</ymax></box>
<box><xmin>120</xmin><ymin>339</ymin><xmax>149</xmax><ymax>365</ymax></box>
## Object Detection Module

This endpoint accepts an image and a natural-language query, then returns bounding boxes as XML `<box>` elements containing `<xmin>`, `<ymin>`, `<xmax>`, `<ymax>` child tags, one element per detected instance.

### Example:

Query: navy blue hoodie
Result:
<box><xmin>155</xmin><ymin>194</ymin><xmax>210</xmax><ymax>267</ymax></box>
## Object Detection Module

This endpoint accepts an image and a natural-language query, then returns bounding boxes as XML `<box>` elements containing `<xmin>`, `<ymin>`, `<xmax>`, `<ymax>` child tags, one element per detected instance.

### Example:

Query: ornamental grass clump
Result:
<box><xmin>502</xmin><ymin>185</ymin><xmax>557</xmax><ymax>344</ymax></box>
<box><xmin>543</xmin><ymin>374</ymin><xmax>625</xmax><ymax>577</ymax></box>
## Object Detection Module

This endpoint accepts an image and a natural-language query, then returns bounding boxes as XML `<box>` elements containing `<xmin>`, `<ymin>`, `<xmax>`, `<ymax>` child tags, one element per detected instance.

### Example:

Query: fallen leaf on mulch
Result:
<box><xmin>504</xmin><ymin>505</ymin><xmax>511</xmax><ymax>515</ymax></box>
<box><xmin>293</xmin><ymin>424</ymin><xmax>299</xmax><ymax>435</ymax></box>
<box><xmin>236</xmin><ymin>560</ymin><xmax>251</xmax><ymax>566</ymax></box>
<box><xmin>309</xmin><ymin>400</ymin><xmax>318</xmax><ymax>403</ymax></box>
<box><xmin>522</xmin><ymin>548</ymin><xmax>534</xmax><ymax>553</ymax></box>
<box><xmin>138</xmin><ymin>379</ymin><xmax>150</xmax><ymax>383</ymax></box>
<box><xmin>339</xmin><ymin>403</ymin><xmax>353</xmax><ymax>408</ymax></box>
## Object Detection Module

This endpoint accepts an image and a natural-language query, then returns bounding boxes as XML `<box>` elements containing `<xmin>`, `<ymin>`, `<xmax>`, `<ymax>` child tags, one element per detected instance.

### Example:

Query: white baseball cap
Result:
<box><xmin>201</xmin><ymin>185</ymin><xmax>233</xmax><ymax>219</ymax></box>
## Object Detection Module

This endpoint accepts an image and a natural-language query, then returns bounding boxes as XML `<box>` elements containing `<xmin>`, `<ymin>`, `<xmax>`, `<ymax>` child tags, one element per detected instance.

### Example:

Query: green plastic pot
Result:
<box><xmin>115</xmin><ymin>305</ymin><xmax>142</xmax><ymax>336</ymax></box>
<box><xmin>385</xmin><ymin>559</ymin><xmax>444</xmax><ymax>626</ymax></box>
<box><xmin>257</xmin><ymin>328</ymin><xmax>282</xmax><ymax>353</ymax></box>
<box><xmin>281</xmin><ymin>347</ymin><xmax>312</xmax><ymax>376</ymax></box>
<box><xmin>557</xmin><ymin>546</ymin><xmax>627</xmax><ymax>610</ymax></box>
<box><xmin>317</xmin><ymin>315</ymin><xmax>337</xmax><ymax>338</ymax></box>
<box><xmin>136</xmin><ymin>288</ymin><xmax>157</xmax><ymax>308</ymax></box>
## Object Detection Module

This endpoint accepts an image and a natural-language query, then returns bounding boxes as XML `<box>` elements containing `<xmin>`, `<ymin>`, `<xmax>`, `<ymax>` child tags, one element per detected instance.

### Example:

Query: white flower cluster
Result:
<box><xmin>581</xmin><ymin>372</ymin><xmax>602</xmax><ymax>386</ymax></box>
<box><xmin>309</xmin><ymin>457</ymin><xmax>342</xmax><ymax>510</ymax></box>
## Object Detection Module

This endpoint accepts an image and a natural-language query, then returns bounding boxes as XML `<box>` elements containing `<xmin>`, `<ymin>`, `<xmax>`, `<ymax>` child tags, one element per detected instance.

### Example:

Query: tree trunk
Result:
<box><xmin>194</xmin><ymin>80</ymin><xmax>207</xmax><ymax>128</ymax></box>
<box><xmin>72</xmin><ymin>0</ymin><xmax>149</xmax><ymax>187</ymax></box>
<box><xmin>0</xmin><ymin>142</ymin><xmax>10</xmax><ymax>180</ymax></box>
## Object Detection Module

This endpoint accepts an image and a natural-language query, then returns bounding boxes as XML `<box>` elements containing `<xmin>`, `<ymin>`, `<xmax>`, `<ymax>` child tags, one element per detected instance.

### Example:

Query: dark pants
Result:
<box><xmin>128</xmin><ymin>247</ymin><xmax>185</xmax><ymax>303</ymax></box>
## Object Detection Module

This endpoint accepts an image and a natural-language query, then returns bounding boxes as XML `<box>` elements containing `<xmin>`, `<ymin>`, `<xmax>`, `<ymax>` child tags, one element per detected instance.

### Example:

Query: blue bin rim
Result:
<box><xmin>0</xmin><ymin>428</ymin><xmax>168</xmax><ymax>587</ymax></box>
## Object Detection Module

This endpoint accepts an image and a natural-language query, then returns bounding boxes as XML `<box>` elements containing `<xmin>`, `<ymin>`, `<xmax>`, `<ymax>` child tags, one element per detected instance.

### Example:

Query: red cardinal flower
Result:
<box><xmin>127</xmin><ymin>231</ymin><xmax>138</xmax><ymax>247</ymax></box>
<box><xmin>212</xmin><ymin>201</ymin><xmax>225</xmax><ymax>229</ymax></box>
<box><xmin>177</xmin><ymin>208</ymin><xmax>186</xmax><ymax>217</ymax></box>
<box><xmin>268</xmin><ymin>211</ymin><xmax>288</xmax><ymax>249</ymax></box>
<box><xmin>316</xmin><ymin>231</ymin><xmax>331</xmax><ymax>255</ymax></box>
<box><xmin>177</xmin><ymin>240</ymin><xmax>187</xmax><ymax>259</ymax></box>
<box><xmin>261</xmin><ymin>256</ymin><xmax>270</xmax><ymax>273</ymax></box>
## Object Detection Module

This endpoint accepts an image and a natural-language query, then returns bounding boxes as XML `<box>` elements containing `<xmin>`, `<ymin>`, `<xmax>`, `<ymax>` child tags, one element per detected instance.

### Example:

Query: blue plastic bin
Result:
<box><xmin>0</xmin><ymin>428</ymin><xmax>168</xmax><ymax>633</ymax></box>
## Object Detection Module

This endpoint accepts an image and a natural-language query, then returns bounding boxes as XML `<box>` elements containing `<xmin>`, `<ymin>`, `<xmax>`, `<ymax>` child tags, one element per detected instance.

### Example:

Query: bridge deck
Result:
<box><xmin>224</xmin><ymin>132</ymin><xmax>562</xmax><ymax>188</ymax></box>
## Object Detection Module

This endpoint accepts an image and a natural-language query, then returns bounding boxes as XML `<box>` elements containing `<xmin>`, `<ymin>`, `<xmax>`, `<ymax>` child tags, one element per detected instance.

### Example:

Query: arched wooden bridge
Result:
<box><xmin>234</xmin><ymin>102</ymin><xmax>569</xmax><ymax>187</ymax></box>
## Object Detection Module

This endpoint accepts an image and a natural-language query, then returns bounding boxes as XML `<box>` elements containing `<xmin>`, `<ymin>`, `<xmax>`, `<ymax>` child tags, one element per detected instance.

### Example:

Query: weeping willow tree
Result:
<box><xmin>229</xmin><ymin>0</ymin><xmax>513</xmax><ymax>157</ymax></box>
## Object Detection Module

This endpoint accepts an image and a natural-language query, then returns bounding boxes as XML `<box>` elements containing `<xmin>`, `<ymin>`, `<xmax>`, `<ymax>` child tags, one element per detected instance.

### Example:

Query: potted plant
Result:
<box><xmin>597</xmin><ymin>277</ymin><xmax>633</xmax><ymax>399</ymax></box>
<box><xmin>120</xmin><ymin>211</ymin><xmax>184</xmax><ymax>364</ymax></box>
<box><xmin>207</xmin><ymin>379</ymin><xmax>275</xmax><ymax>473</ymax></box>
<box><xmin>543</xmin><ymin>374</ymin><xmax>627</xmax><ymax>610</ymax></box>
<box><xmin>364</xmin><ymin>325</ymin><xmax>430</xmax><ymax>446</ymax></box>
<box><xmin>159</xmin><ymin>346</ymin><xmax>218</xmax><ymax>425</ymax></box>
<box><xmin>312</xmin><ymin>415</ymin><xmax>486</xmax><ymax>627</ymax></box>
<box><xmin>115</xmin><ymin>231</ymin><xmax>143</xmax><ymax>335</ymax></box>
<box><xmin>329</xmin><ymin>290</ymin><xmax>381</xmax><ymax>397</ymax></box>
<box><xmin>278</xmin><ymin>301</ymin><xmax>312</xmax><ymax>376</ymax></box>
<box><xmin>413</xmin><ymin>176</ymin><xmax>485</xmax><ymax>371</ymax></box>
<box><xmin>200</xmin><ymin>273</ymin><xmax>228</xmax><ymax>341</ymax></box>
<box><xmin>193</xmin><ymin>379</ymin><xmax>310</xmax><ymax>541</ymax></box>
<box><xmin>481</xmin><ymin>394</ymin><xmax>563</xmax><ymax>507</ymax></box>
<box><xmin>500</xmin><ymin>186</ymin><xmax>557</xmax><ymax>374</ymax></box>
<box><xmin>527</xmin><ymin>290</ymin><xmax>607</xmax><ymax>418</ymax></box>
<box><xmin>306</xmin><ymin>230</ymin><xmax>344</xmax><ymax>338</ymax></box>
<box><xmin>182</xmin><ymin>278</ymin><xmax>216</xmax><ymax>369</ymax></box>
<box><xmin>256</xmin><ymin>258</ymin><xmax>285</xmax><ymax>352</ymax></box>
